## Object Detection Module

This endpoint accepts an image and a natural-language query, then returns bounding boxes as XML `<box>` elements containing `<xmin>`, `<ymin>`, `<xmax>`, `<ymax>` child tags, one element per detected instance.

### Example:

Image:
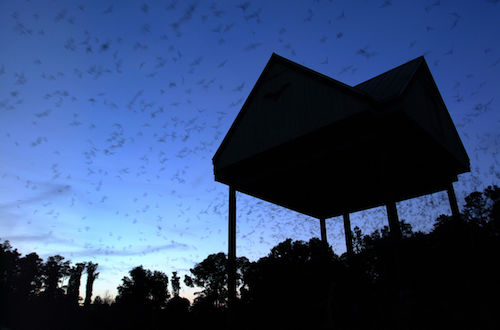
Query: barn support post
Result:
<box><xmin>320</xmin><ymin>218</ymin><xmax>327</xmax><ymax>243</ymax></box>
<box><xmin>343</xmin><ymin>213</ymin><xmax>353</xmax><ymax>256</ymax></box>
<box><xmin>386</xmin><ymin>201</ymin><xmax>402</xmax><ymax>328</ymax></box>
<box><xmin>228</xmin><ymin>186</ymin><xmax>237</xmax><ymax>310</ymax></box>
<box><xmin>447</xmin><ymin>182</ymin><xmax>460</xmax><ymax>219</ymax></box>
<box><xmin>386</xmin><ymin>202</ymin><xmax>402</xmax><ymax>239</ymax></box>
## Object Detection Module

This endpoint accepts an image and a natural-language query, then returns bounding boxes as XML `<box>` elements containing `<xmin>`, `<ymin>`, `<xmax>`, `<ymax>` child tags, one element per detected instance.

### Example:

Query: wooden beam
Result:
<box><xmin>343</xmin><ymin>213</ymin><xmax>353</xmax><ymax>256</ymax></box>
<box><xmin>320</xmin><ymin>218</ymin><xmax>327</xmax><ymax>243</ymax></box>
<box><xmin>228</xmin><ymin>186</ymin><xmax>236</xmax><ymax>308</ymax></box>
<box><xmin>447</xmin><ymin>182</ymin><xmax>460</xmax><ymax>219</ymax></box>
<box><xmin>386</xmin><ymin>201</ymin><xmax>401</xmax><ymax>239</ymax></box>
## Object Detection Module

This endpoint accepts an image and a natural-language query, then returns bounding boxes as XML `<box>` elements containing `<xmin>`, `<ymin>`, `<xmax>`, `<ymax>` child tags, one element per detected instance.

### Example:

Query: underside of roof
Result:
<box><xmin>213</xmin><ymin>53</ymin><xmax>470</xmax><ymax>218</ymax></box>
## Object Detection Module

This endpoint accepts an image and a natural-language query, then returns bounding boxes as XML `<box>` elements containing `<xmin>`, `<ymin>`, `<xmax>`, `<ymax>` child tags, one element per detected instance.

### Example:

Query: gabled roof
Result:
<box><xmin>212</xmin><ymin>53</ymin><xmax>469</xmax><ymax>218</ymax></box>
<box><xmin>355</xmin><ymin>56</ymin><xmax>424</xmax><ymax>102</ymax></box>
<box><xmin>213</xmin><ymin>54</ymin><xmax>430</xmax><ymax>170</ymax></box>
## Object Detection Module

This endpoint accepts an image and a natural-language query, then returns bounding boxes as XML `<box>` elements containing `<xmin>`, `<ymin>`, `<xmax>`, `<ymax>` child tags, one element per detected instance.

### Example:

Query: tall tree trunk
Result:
<box><xmin>84</xmin><ymin>262</ymin><xmax>99</xmax><ymax>306</ymax></box>
<box><xmin>67</xmin><ymin>262</ymin><xmax>85</xmax><ymax>305</ymax></box>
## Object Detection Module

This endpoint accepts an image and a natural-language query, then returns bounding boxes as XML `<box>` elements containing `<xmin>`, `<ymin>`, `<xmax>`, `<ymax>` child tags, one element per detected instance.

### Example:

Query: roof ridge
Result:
<box><xmin>354</xmin><ymin>56</ymin><xmax>424</xmax><ymax>89</ymax></box>
<box><xmin>270</xmin><ymin>53</ymin><xmax>371</xmax><ymax>99</ymax></box>
<box><xmin>353</xmin><ymin>56</ymin><xmax>425</xmax><ymax>101</ymax></box>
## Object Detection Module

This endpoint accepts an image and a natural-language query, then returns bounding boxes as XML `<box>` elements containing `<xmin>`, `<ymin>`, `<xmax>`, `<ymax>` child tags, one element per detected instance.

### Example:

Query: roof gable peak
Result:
<box><xmin>355</xmin><ymin>56</ymin><xmax>426</xmax><ymax>102</ymax></box>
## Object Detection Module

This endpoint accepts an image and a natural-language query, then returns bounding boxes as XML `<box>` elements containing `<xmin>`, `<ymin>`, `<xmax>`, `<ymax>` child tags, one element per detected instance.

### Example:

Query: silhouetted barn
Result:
<box><xmin>213</xmin><ymin>53</ymin><xmax>470</xmax><ymax>307</ymax></box>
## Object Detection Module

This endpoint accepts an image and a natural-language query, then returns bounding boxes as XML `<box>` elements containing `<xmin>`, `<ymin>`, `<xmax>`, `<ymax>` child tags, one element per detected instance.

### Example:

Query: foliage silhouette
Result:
<box><xmin>116</xmin><ymin>265</ymin><xmax>170</xmax><ymax>309</ymax></box>
<box><xmin>42</xmin><ymin>255</ymin><xmax>70</xmax><ymax>300</ymax></box>
<box><xmin>171</xmin><ymin>271</ymin><xmax>181</xmax><ymax>297</ymax></box>
<box><xmin>17</xmin><ymin>252</ymin><xmax>44</xmax><ymax>297</ymax></box>
<box><xmin>0</xmin><ymin>185</ymin><xmax>498</xmax><ymax>329</ymax></box>
<box><xmin>240</xmin><ymin>237</ymin><xmax>343</xmax><ymax>329</ymax></box>
<box><xmin>184</xmin><ymin>252</ymin><xmax>249</xmax><ymax>309</ymax></box>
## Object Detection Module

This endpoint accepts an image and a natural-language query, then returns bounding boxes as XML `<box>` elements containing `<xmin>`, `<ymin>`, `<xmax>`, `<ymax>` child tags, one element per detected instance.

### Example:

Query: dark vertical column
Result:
<box><xmin>343</xmin><ymin>213</ymin><xmax>353</xmax><ymax>256</ymax></box>
<box><xmin>447</xmin><ymin>182</ymin><xmax>460</xmax><ymax>219</ymax></box>
<box><xmin>386</xmin><ymin>201</ymin><xmax>402</xmax><ymax>328</ymax></box>
<box><xmin>386</xmin><ymin>201</ymin><xmax>401</xmax><ymax>239</ymax></box>
<box><xmin>228</xmin><ymin>186</ymin><xmax>236</xmax><ymax>310</ymax></box>
<box><xmin>320</xmin><ymin>218</ymin><xmax>327</xmax><ymax>243</ymax></box>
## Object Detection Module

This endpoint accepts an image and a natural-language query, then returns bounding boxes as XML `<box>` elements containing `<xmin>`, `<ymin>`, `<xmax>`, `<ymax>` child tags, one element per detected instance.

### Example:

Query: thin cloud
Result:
<box><xmin>60</xmin><ymin>241</ymin><xmax>193</xmax><ymax>258</ymax></box>
<box><xmin>2</xmin><ymin>233</ymin><xmax>76</xmax><ymax>246</ymax></box>
<box><xmin>0</xmin><ymin>182</ymin><xmax>72</xmax><ymax>209</ymax></box>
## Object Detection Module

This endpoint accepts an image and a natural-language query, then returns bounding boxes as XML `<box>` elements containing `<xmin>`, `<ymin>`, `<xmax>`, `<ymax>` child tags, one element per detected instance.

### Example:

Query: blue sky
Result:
<box><xmin>1</xmin><ymin>0</ymin><xmax>499</xmax><ymax>300</ymax></box>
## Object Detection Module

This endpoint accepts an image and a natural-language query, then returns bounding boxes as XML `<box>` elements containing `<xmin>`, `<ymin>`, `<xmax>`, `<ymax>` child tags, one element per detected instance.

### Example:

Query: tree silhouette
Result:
<box><xmin>171</xmin><ymin>271</ymin><xmax>180</xmax><ymax>297</ymax></box>
<box><xmin>67</xmin><ymin>262</ymin><xmax>85</xmax><ymax>305</ymax></box>
<box><xmin>352</xmin><ymin>226</ymin><xmax>364</xmax><ymax>254</ymax></box>
<box><xmin>464</xmin><ymin>184</ymin><xmax>499</xmax><ymax>228</ymax></box>
<box><xmin>93</xmin><ymin>295</ymin><xmax>104</xmax><ymax>305</ymax></box>
<box><xmin>241</xmin><ymin>238</ymin><xmax>343</xmax><ymax>328</ymax></box>
<box><xmin>165</xmin><ymin>273</ymin><xmax>191</xmax><ymax>330</ymax></box>
<box><xmin>0</xmin><ymin>241</ymin><xmax>20</xmax><ymax>295</ymax></box>
<box><xmin>165</xmin><ymin>294</ymin><xmax>190</xmax><ymax>315</ymax></box>
<box><xmin>16</xmin><ymin>252</ymin><xmax>43</xmax><ymax>298</ymax></box>
<box><xmin>0</xmin><ymin>240</ymin><xmax>20</xmax><ymax>326</ymax></box>
<box><xmin>116</xmin><ymin>266</ymin><xmax>149</xmax><ymax>308</ymax></box>
<box><xmin>84</xmin><ymin>261</ymin><xmax>99</xmax><ymax>306</ymax></box>
<box><xmin>150</xmin><ymin>270</ymin><xmax>170</xmax><ymax>309</ymax></box>
<box><xmin>42</xmin><ymin>255</ymin><xmax>70</xmax><ymax>300</ymax></box>
<box><xmin>116</xmin><ymin>266</ymin><xmax>170</xmax><ymax>309</ymax></box>
<box><xmin>184</xmin><ymin>252</ymin><xmax>249</xmax><ymax>309</ymax></box>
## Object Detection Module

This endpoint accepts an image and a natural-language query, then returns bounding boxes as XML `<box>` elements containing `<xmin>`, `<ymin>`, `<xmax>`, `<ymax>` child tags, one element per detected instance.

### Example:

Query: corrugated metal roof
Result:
<box><xmin>354</xmin><ymin>56</ymin><xmax>424</xmax><ymax>102</ymax></box>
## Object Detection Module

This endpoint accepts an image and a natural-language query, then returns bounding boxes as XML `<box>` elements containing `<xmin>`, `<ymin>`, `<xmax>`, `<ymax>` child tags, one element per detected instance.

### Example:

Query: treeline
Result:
<box><xmin>0</xmin><ymin>246</ymin><xmax>101</xmax><ymax>329</ymax></box>
<box><xmin>1</xmin><ymin>185</ymin><xmax>499</xmax><ymax>329</ymax></box>
<box><xmin>0</xmin><ymin>244</ymin><xmax>191</xmax><ymax>330</ymax></box>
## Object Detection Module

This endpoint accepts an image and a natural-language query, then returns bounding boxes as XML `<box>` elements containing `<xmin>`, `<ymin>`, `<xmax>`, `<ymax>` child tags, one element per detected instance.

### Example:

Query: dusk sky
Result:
<box><xmin>1</xmin><ymin>0</ymin><xmax>499</xmax><ymax>300</ymax></box>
